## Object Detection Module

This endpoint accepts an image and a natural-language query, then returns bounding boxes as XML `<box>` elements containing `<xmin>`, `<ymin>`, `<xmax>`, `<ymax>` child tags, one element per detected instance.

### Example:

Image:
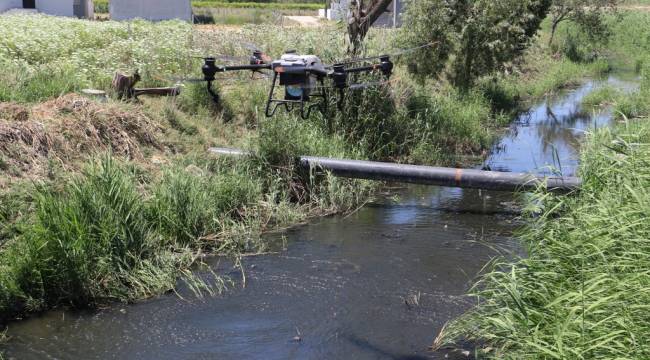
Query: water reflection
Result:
<box><xmin>485</xmin><ymin>74</ymin><xmax>639</xmax><ymax>176</ymax></box>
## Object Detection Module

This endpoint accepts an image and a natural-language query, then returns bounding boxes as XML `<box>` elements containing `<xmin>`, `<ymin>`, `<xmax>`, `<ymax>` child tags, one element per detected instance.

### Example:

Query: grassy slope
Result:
<box><xmin>0</xmin><ymin>12</ymin><xmax>610</xmax><ymax>324</ymax></box>
<box><xmin>437</xmin><ymin>11</ymin><xmax>650</xmax><ymax>359</ymax></box>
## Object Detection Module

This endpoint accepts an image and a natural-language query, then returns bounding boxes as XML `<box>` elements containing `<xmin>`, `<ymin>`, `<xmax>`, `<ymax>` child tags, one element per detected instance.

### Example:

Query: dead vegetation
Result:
<box><xmin>0</xmin><ymin>94</ymin><xmax>164</xmax><ymax>186</ymax></box>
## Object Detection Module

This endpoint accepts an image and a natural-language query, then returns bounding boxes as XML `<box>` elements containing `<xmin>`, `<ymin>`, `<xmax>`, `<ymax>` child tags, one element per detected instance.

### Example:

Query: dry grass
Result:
<box><xmin>0</xmin><ymin>95</ymin><xmax>164</xmax><ymax>185</ymax></box>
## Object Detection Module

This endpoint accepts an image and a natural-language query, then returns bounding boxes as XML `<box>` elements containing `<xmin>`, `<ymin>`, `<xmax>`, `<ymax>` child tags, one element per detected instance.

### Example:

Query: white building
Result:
<box><xmin>0</xmin><ymin>0</ymin><xmax>94</xmax><ymax>18</ymax></box>
<box><xmin>110</xmin><ymin>0</ymin><xmax>192</xmax><ymax>22</ymax></box>
<box><xmin>319</xmin><ymin>0</ymin><xmax>404</xmax><ymax>28</ymax></box>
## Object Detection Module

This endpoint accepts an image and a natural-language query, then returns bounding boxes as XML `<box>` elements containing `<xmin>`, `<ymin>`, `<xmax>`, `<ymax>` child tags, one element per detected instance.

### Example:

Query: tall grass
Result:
<box><xmin>436</xmin><ymin>74</ymin><xmax>650</xmax><ymax>358</ymax></box>
<box><xmin>614</xmin><ymin>59</ymin><xmax>650</xmax><ymax>119</ymax></box>
<box><xmin>10</xmin><ymin>157</ymin><xmax>180</xmax><ymax>309</ymax></box>
<box><xmin>149</xmin><ymin>162</ymin><xmax>262</xmax><ymax>248</ymax></box>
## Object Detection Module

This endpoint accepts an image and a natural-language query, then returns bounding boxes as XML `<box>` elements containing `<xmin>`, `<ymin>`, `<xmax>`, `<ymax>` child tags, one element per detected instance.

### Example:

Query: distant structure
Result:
<box><xmin>0</xmin><ymin>0</ymin><xmax>94</xmax><ymax>18</ymax></box>
<box><xmin>110</xmin><ymin>0</ymin><xmax>192</xmax><ymax>22</ymax></box>
<box><xmin>319</xmin><ymin>0</ymin><xmax>404</xmax><ymax>28</ymax></box>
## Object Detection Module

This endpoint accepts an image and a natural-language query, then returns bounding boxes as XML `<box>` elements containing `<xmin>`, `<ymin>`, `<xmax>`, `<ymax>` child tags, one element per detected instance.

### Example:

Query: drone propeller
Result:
<box><xmin>191</xmin><ymin>54</ymin><xmax>250</xmax><ymax>62</ymax></box>
<box><xmin>243</xmin><ymin>42</ymin><xmax>273</xmax><ymax>63</ymax></box>
<box><xmin>330</xmin><ymin>54</ymin><xmax>387</xmax><ymax>67</ymax></box>
<box><xmin>292</xmin><ymin>80</ymin><xmax>389</xmax><ymax>92</ymax></box>
<box><xmin>162</xmin><ymin>76</ymin><xmax>205</xmax><ymax>84</ymax></box>
<box><xmin>330</xmin><ymin>41</ymin><xmax>439</xmax><ymax>67</ymax></box>
<box><xmin>348</xmin><ymin>81</ymin><xmax>389</xmax><ymax>90</ymax></box>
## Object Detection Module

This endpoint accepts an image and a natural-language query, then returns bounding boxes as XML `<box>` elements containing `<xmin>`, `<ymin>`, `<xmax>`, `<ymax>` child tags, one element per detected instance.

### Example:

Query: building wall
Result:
<box><xmin>0</xmin><ymin>0</ymin><xmax>22</xmax><ymax>13</ymax></box>
<box><xmin>374</xmin><ymin>0</ymin><xmax>403</xmax><ymax>28</ymax></box>
<box><xmin>37</xmin><ymin>0</ymin><xmax>74</xmax><ymax>16</ymax></box>
<box><xmin>110</xmin><ymin>0</ymin><xmax>192</xmax><ymax>21</ymax></box>
<box><xmin>72</xmin><ymin>0</ymin><xmax>94</xmax><ymax>18</ymax></box>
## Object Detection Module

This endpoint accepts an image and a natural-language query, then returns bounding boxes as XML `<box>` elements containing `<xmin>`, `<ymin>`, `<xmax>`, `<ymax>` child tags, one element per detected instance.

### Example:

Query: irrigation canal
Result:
<box><xmin>3</xmin><ymin>72</ymin><xmax>640</xmax><ymax>360</ymax></box>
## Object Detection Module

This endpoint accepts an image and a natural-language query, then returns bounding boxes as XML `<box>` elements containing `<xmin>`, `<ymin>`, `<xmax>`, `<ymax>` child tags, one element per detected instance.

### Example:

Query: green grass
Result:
<box><xmin>581</xmin><ymin>85</ymin><xmax>622</xmax><ymax>108</ymax></box>
<box><xmin>148</xmin><ymin>162</ymin><xmax>262</xmax><ymax>248</ymax></box>
<box><xmin>437</xmin><ymin>116</ymin><xmax>650</xmax><ymax>359</ymax></box>
<box><xmin>1</xmin><ymin>157</ymin><xmax>194</xmax><ymax>314</ymax></box>
<box><xmin>436</xmin><ymin>43</ymin><xmax>650</xmax><ymax>360</ymax></box>
<box><xmin>0</xmin><ymin>10</ymin><xmax>620</xmax><ymax>324</ymax></box>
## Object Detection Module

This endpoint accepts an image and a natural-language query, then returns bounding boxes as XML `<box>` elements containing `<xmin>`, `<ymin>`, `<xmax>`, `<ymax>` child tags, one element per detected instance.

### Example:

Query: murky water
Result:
<box><xmin>2</xmin><ymin>73</ymin><xmax>639</xmax><ymax>360</ymax></box>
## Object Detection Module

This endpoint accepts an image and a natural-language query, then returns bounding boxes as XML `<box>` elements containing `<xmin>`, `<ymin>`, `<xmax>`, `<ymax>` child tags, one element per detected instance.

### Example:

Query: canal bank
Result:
<box><xmin>2</xmin><ymin>73</ymin><xmax>640</xmax><ymax>359</ymax></box>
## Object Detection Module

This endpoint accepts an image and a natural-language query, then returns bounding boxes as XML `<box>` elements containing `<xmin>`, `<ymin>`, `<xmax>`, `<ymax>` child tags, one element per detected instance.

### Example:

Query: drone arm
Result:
<box><xmin>339</xmin><ymin>56</ymin><xmax>394</xmax><ymax>77</ymax></box>
<box><xmin>344</xmin><ymin>65</ymin><xmax>377</xmax><ymax>74</ymax></box>
<box><xmin>221</xmin><ymin>64</ymin><xmax>272</xmax><ymax>72</ymax></box>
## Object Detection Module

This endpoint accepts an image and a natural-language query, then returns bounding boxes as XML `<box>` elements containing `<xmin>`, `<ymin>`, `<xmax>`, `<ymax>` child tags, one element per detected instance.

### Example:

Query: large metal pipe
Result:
<box><xmin>209</xmin><ymin>147</ymin><xmax>581</xmax><ymax>193</ymax></box>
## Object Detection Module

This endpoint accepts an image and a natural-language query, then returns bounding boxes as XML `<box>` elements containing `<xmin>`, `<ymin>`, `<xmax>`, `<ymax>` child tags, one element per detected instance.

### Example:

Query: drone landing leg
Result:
<box><xmin>206</xmin><ymin>81</ymin><xmax>220</xmax><ymax>104</ymax></box>
<box><xmin>336</xmin><ymin>88</ymin><xmax>345</xmax><ymax>111</ymax></box>
<box><xmin>265</xmin><ymin>72</ymin><xmax>279</xmax><ymax>118</ymax></box>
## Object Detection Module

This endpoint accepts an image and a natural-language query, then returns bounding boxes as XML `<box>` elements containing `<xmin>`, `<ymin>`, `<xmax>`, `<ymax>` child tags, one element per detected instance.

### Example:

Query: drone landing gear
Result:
<box><xmin>264</xmin><ymin>72</ymin><xmax>328</xmax><ymax>120</ymax></box>
<box><xmin>206</xmin><ymin>80</ymin><xmax>220</xmax><ymax>104</ymax></box>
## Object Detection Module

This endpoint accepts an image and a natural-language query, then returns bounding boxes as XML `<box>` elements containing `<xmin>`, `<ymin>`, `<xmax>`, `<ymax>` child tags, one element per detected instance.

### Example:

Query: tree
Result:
<box><xmin>347</xmin><ymin>0</ymin><xmax>394</xmax><ymax>54</ymax></box>
<box><xmin>398</xmin><ymin>0</ymin><xmax>551</xmax><ymax>89</ymax></box>
<box><xmin>548</xmin><ymin>0</ymin><xmax>619</xmax><ymax>47</ymax></box>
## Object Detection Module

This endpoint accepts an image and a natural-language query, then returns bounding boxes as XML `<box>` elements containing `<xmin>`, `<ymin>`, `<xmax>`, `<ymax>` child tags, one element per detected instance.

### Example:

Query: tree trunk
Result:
<box><xmin>548</xmin><ymin>12</ymin><xmax>567</xmax><ymax>47</ymax></box>
<box><xmin>549</xmin><ymin>19</ymin><xmax>560</xmax><ymax>47</ymax></box>
<box><xmin>347</xmin><ymin>0</ymin><xmax>394</xmax><ymax>55</ymax></box>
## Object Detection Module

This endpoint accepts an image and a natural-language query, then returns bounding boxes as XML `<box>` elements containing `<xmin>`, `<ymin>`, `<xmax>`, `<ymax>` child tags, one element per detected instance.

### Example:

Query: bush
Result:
<box><xmin>397</xmin><ymin>0</ymin><xmax>550</xmax><ymax>89</ymax></box>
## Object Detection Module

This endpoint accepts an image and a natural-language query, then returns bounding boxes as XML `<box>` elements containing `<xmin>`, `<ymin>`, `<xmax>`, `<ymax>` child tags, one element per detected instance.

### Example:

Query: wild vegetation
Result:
<box><xmin>435</xmin><ymin>7</ymin><xmax>650</xmax><ymax>359</ymax></box>
<box><xmin>397</xmin><ymin>0</ymin><xmax>551</xmax><ymax>89</ymax></box>
<box><xmin>93</xmin><ymin>0</ymin><xmax>322</xmax><ymax>25</ymax></box>
<box><xmin>0</xmin><ymin>0</ymin><xmax>634</xmax><ymax>332</ymax></box>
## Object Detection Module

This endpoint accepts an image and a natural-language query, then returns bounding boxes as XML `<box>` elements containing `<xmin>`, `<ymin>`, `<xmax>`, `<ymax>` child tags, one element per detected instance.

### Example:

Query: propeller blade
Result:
<box><xmin>334</xmin><ymin>54</ymin><xmax>386</xmax><ymax>66</ymax></box>
<box><xmin>348</xmin><ymin>81</ymin><xmax>389</xmax><ymax>90</ymax></box>
<box><xmin>165</xmin><ymin>76</ymin><xmax>205</xmax><ymax>83</ymax></box>
<box><xmin>152</xmin><ymin>74</ymin><xmax>205</xmax><ymax>84</ymax></box>
<box><xmin>192</xmin><ymin>55</ymin><xmax>250</xmax><ymax>62</ymax></box>
<box><xmin>243</xmin><ymin>41</ymin><xmax>261</xmax><ymax>52</ymax></box>
<box><xmin>251</xmin><ymin>70</ymin><xmax>272</xmax><ymax>80</ymax></box>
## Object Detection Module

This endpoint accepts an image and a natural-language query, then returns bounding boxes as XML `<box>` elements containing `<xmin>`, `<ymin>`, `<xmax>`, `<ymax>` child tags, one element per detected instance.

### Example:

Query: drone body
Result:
<box><xmin>200</xmin><ymin>50</ymin><xmax>394</xmax><ymax>119</ymax></box>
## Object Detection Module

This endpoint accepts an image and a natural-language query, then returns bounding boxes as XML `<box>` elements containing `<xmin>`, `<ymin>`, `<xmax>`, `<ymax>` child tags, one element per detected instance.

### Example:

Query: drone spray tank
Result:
<box><xmin>264</xmin><ymin>51</ymin><xmax>330</xmax><ymax>119</ymax></box>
